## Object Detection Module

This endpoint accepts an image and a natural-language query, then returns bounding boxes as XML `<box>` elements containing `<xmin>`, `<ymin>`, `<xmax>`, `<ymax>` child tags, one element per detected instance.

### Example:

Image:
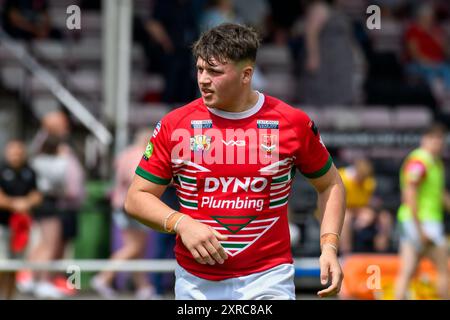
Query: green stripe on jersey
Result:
<box><xmin>272</xmin><ymin>167</ymin><xmax>295</xmax><ymax>183</ymax></box>
<box><xmin>178</xmin><ymin>175</ymin><xmax>197</xmax><ymax>184</ymax></box>
<box><xmin>135</xmin><ymin>167</ymin><xmax>171</xmax><ymax>185</ymax></box>
<box><xmin>269</xmin><ymin>197</ymin><xmax>289</xmax><ymax>207</ymax></box>
<box><xmin>221</xmin><ymin>243</ymin><xmax>247</xmax><ymax>249</ymax></box>
<box><xmin>178</xmin><ymin>197</ymin><xmax>198</xmax><ymax>208</ymax></box>
<box><xmin>301</xmin><ymin>156</ymin><xmax>333</xmax><ymax>179</ymax></box>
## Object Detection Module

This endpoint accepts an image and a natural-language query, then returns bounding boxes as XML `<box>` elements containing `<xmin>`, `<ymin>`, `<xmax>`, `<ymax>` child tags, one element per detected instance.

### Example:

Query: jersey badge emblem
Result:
<box><xmin>190</xmin><ymin>135</ymin><xmax>211</xmax><ymax>152</ymax></box>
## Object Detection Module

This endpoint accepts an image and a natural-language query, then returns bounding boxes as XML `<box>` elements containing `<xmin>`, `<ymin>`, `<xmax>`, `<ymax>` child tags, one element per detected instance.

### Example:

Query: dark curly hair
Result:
<box><xmin>192</xmin><ymin>23</ymin><xmax>260</xmax><ymax>65</ymax></box>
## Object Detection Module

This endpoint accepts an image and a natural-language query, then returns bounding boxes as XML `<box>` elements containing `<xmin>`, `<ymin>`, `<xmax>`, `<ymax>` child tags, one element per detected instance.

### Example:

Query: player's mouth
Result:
<box><xmin>201</xmin><ymin>88</ymin><xmax>214</xmax><ymax>97</ymax></box>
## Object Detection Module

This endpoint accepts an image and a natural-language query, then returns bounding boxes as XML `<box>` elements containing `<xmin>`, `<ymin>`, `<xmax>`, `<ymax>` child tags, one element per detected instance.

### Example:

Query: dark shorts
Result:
<box><xmin>34</xmin><ymin>196</ymin><xmax>78</xmax><ymax>241</ymax></box>
<box><xmin>60</xmin><ymin>209</ymin><xmax>78</xmax><ymax>241</ymax></box>
<box><xmin>33</xmin><ymin>196</ymin><xmax>60</xmax><ymax>221</ymax></box>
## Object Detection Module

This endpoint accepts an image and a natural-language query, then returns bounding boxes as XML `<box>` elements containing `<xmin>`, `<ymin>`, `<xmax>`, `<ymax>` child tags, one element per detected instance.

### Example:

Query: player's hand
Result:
<box><xmin>419</xmin><ymin>230</ymin><xmax>433</xmax><ymax>248</ymax></box>
<box><xmin>176</xmin><ymin>216</ymin><xmax>229</xmax><ymax>265</ymax></box>
<box><xmin>317</xmin><ymin>246</ymin><xmax>344</xmax><ymax>298</ymax></box>
<box><xmin>415</xmin><ymin>222</ymin><xmax>433</xmax><ymax>249</ymax></box>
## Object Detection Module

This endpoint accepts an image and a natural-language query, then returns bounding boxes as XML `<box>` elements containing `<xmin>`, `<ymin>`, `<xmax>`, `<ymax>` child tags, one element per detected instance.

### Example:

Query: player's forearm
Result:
<box><xmin>317</xmin><ymin>179</ymin><xmax>346</xmax><ymax>237</ymax></box>
<box><xmin>305</xmin><ymin>29</ymin><xmax>320</xmax><ymax>60</ymax></box>
<box><xmin>305</xmin><ymin>5</ymin><xmax>327</xmax><ymax>61</ymax></box>
<box><xmin>9</xmin><ymin>10</ymin><xmax>38</xmax><ymax>33</ymax></box>
<box><xmin>26</xmin><ymin>191</ymin><xmax>42</xmax><ymax>208</ymax></box>
<box><xmin>146</xmin><ymin>20</ymin><xmax>173</xmax><ymax>51</ymax></box>
<box><xmin>0</xmin><ymin>191</ymin><xmax>13</xmax><ymax>211</ymax></box>
<box><xmin>404</xmin><ymin>185</ymin><xmax>420</xmax><ymax>227</ymax></box>
<box><xmin>124</xmin><ymin>189</ymin><xmax>177</xmax><ymax>232</ymax></box>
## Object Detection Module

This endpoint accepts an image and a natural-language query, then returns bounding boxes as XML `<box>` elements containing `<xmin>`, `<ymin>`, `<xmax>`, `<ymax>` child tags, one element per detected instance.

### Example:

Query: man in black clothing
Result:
<box><xmin>1</xmin><ymin>0</ymin><xmax>61</xmax><ymax>40</ymax></box>
<box><xmin>0</xmin><ymin>140</ymin><xmax>41</xmax><ymax>299</ymax></box>
<box><xmin>143</xmin><ymin>0</ymin><xmax>199</xmax><ymax>104</ymax></box>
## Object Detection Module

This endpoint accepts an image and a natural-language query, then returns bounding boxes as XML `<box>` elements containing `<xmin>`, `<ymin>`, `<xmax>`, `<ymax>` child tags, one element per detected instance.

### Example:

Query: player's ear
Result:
<box><xmin>241</xmin><ymin>63</ymin><xmax>254</xmax><ymax>85</ymax></box>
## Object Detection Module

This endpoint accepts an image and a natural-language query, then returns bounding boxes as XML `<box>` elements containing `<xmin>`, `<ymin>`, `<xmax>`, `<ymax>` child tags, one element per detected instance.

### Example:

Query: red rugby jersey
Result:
<box><xmin>136</xmin><ymin>92</ymin><xmax>332</xmax><ymax>280</ymax></box>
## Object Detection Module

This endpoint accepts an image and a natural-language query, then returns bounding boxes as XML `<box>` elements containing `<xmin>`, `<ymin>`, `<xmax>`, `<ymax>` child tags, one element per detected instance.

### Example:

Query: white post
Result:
<box><xmin>114</xmin><ymin>0</ymin><xmax>133</xmax><ymax>155</ymax></box>
<box><xmin>102</xmin><ymin>0</ymin><xmax>118</xmax><ymax>125</ymax></box>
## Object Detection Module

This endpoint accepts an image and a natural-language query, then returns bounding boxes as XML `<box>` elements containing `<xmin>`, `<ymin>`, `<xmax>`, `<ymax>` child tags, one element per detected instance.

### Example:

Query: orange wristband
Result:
<box><xmin>165</xmin><ymin>211</ymin><xmax>185</xmax><ymax>233</ymax></box>
<box><xmin>163</xmin><ymin>211</ymin><xmax>178</xmax><ymax>231</ymax></box>
<box><xmin>320</xmin><ymin>233</ymin><xmax>340</xmax><ymax>251</ymax></box>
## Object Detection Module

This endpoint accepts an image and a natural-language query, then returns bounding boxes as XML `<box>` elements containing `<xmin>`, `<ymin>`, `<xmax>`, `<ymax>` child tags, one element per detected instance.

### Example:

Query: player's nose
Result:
<box><xmin>198</xmin><ymin>72</ymin><xmax>211</xmax><ymax>85</ymax></box>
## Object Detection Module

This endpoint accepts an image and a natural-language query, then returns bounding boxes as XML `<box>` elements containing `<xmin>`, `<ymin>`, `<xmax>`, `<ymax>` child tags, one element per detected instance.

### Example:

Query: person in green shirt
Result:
<box><xmin>395</xmin><ymin>123</ymin><xmax>450</xmax><ymax>299</ymax></box>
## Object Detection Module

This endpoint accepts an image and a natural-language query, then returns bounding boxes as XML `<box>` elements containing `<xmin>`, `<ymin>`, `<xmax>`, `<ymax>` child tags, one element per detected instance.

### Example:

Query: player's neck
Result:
<box><xmin>225</xmin><ymin>89</ymin><xmax>259</xmax><ymax>113</ymax></box>
<box><xmin>7</xmin><ymin>162</ymin><xmax>24</xmax><ymax>171</ymax></box>
<box><xmin>420</xmin><ymin>146</ymin><xmax>439</xmax><ymax>159</ymax></box>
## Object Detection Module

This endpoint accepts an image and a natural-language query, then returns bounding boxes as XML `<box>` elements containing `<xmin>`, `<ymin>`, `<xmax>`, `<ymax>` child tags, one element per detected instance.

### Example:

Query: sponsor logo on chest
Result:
<box><xmin>257</xmin><ymin>120</ymin><xmax>279</xmax><ymax>129</ymax></box>
<box><xmin>191</xmin><ymin>120</ymin><xmax>213</xmax><ymax>129</ymax></box>
<box><xmin>204</xmin><ymin>176</ymin><xmax>268</xmax><ymax>193</ymax></box>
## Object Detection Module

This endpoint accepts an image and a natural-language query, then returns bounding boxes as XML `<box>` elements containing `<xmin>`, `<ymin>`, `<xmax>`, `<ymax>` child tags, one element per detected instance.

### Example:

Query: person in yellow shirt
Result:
<box><xmin>339</xmin><ymin>158</ymin><xmax>392</xmax><ymax>254</ymax></box>
<box><xmin>339</xmin><ymin>159</ymin><xmax>376</xmax><ymax>210</ymax></box>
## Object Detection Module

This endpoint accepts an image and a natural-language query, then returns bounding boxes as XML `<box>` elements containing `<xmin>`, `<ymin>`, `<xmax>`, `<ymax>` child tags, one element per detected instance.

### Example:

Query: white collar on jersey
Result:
<box><xmin>206</xmin><ymin>91</ymin><xmax>265</xmax><ymax>120</ymax></box>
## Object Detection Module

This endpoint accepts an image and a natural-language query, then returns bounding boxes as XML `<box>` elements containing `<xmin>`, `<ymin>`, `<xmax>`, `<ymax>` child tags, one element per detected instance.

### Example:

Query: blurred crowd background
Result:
<box><xmin>0</xmin><ymin>0</ymin><xmax>449</xmax><ymax>299</ymax></box>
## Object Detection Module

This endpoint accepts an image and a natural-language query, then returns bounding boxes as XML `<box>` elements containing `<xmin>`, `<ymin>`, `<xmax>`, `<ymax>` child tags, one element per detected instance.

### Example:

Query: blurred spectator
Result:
<box><xmin>361</xmin><ymin>4</ymin><xmax>438</xmax><ymax>111</ymax></box>
<box><xmin>28</xmin><ymin>135</ymin><xmax>66</xmax><ymax>299</ymax></box>
<box><xmin>339</xmin><ymin>158</ymin><xmax>393</xmax><ymax>254</ymax></box>
<box><xmin>266</xmin><ymin>0</ymin><xmax>301</xmax><ymax>45</ymax></box>
<box><xmin>29</xmin><ymin>110</ymin><xmax>70</xmax><ymax>155</ymax></box>
<box><xmin>199</xmin><ymin>0</ymin><xmax>238</xmax><ymax>33</ymax></box>
<box><xmin>144</xmin><ymin>0</ymin><xmax>198</xmax><ymax>104</ymax></box>
<box><xmin>91</xmin><ymin>128</ymin><xmax>158</xmax><ymax>300</ymax></box>
<box><xmin>404</xmin><ymin>4</ymin><xmax>450</xmax><ymax>94</ymax></box>
<box><xmin>0</xmin><ymin>140</ymin><xmax>41</xmax><ymax>299</ymax></box>
<box><xmin>133</xmin><ymin>14</ymin><xmax>165</xmax><ymax>75</ymax></box>
<box><xmin>299</xmin><ymin>0</ymin><xmax>356</xmax><ymax>106</ymax></box>
<box><xmin>29</xmin><ymin>111</ymin><xmax>85</xmax><ymax>259</ymax></box>
<box><xmin>1</xmin><ymin>0</ymin><xmax>62</xmax><ymax>40</ymax></box>
<box><xmin>21</xmin><ymin>111</ymin><xmax>85</xmax><ymax>297</ymax></box>
<box><xmin>395</xmin><ymin>123</ymin><xmax>449</xmax><ymax>299</ymax></box>
<box><xmin>230</xmin><ymin>0</ymin><xmax>269</xmax><ymax>32</ymax></box>
<box><xmin>198</xmin><ymin>1</ymin><xmax>266</xmax><ymax>90</ymax></box>
<box><xmin>80</xmin><ymin>0</ymin><xmax>101</xmax><ymax>11</ymax></box>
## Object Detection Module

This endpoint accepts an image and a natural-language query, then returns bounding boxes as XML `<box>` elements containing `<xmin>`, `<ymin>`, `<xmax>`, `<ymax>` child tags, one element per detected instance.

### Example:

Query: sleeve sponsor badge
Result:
<box><xmin>143</xmin><ymin>141</ymin><xmax>154</xmax><ymax>160</ymax></box>
<box><xmin>152</xmin><ymin>121</ymin><xmax>162</xmax><ymax>138</ymax></box>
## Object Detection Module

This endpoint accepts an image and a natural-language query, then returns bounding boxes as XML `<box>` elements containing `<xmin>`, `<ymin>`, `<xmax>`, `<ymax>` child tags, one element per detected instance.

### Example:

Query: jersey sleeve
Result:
<box><xmin>404</xmin><ymin>159</ymin><xmax>427</xmax><ymax>185</ymax></box>
<box><xmin>294</xmin><ymin>115</ymin><xmax>332</xmax><ymax>179</ymax></box>
<box><xmin>135</xmin><ymin>120</ymin><xmax>172</xmax><ymax>185</ymax></box>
